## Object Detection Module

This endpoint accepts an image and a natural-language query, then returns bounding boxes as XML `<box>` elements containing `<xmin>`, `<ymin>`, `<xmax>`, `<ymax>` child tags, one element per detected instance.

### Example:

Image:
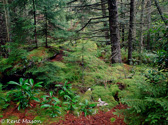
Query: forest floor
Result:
<box><xmin>0</xmin><ymin>49</ymin><xmax>130</xmax><ymax>125</ymax></box>
<box><xmin>52</xmin><ymin>104</ymin><xmax>127</xmax><ymax>125</ymax></box>
<box><xmin>0</xmin><ymin>103</ymin><xmax>126</xmax><ymax>125</ymax></box>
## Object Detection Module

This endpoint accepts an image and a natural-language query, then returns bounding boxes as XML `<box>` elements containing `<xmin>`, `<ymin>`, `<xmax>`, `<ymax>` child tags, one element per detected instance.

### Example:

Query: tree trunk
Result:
<box><xmin>3</xmin><ymin>0</ymin><xmax>10</xmax><ymax>42</ymax></box>
<box><xmin>154</xmin><ymin>0</ymin><xmax>167</xmax><ymax>26</ymax></box>
<box><xmin>108</xmin><ymin>0</ymin><xmax>122</xmax><ymax>63</ymax></box>
<box><xmin>128</xmin><ymin>0</ymin><xmax>135</xmax><ymax>65</ymax></box>
<box><xmin>45</xmin><ymin>7</ymin><xmax>48</xmax><ymax>48</ymax></box>
<box><xmin>133</xmin><ymin>0</ymin><xmax>137</xmax><ymax>50</ymax></box>
<box><xmin>101</xmin><ymin>0</ymin><xmax>109</xmax><ymax>42</ymax></box>
<box><xmin>154</xmin><ymin>0</ymin><xmax>168</xmax><ymax>39</ymax></box>
<box><xmin>139</xmin><ymin>0</ymin><xmax>145</xmax><ymax>53</ymax></box>
<box><xmin>121</xmin><ymin>0</ymin><xmax>125</xmax><ymax>47</ymax></box>
<box><xmin>146</xmin><ymin>0</ymin><xmax>151</xmax><ymax>50</ymax></box>
<box><xmin>32</xmin><ymin>0</ymin><xmax>38</xmax><ymax>48</ymax></box>
<box><xmin>0</xmin><ymin>0</ymin><xmax>7</xmax><ymax>57</ymax></box>
<box><xmin>0</xmin><ymin>0</ymin><xmax>7</xmax><ymax>43</ymax></box>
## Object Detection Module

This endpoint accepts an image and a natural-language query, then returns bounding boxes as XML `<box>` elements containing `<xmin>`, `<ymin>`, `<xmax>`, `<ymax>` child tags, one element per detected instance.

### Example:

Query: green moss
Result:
<box><xmin>52</xmin><ymin>61</ymin><xmax>67</xmax><ymax>68</ymax></box>
<box><xmin>77</xmin><ymin>40</ymin><xmax>97</xmax><ymax>52</ymax></box>
<box><xmin>110</xmin><ymin>117</ymin><xmax>116</xmax><ymax>123</ymax></box>
<box><xmin>118</xmin><ymin>72</ymin><xmax>145</xmax><ymax>99</ymax></box>
<box><xmin>35</xmin><ymin>104</ymin><xmax>67</xmax><ymax>119</ymax></box>
<box><xmin>92</xmin><ymin>86</ymin><xmax>118</xmax><ymax>109</ymax></box>
<box><xmin>109</xmin><ymin>84</ymin><xmax>120</xmax><ymax>96</ymax></box>
<box><xmin>73</xmin><ymin>110</ymin><xmax>82</xmax><ymax>117</ymax></box>
<box><xmin>84</xmin><ymin>76</ymin><xmax>95</xmax><ymax>87</ymax></box>
<box><xmin>27</xmin><ymin>47</ymin><xmax>55</xmax><ymax>61</ymax></box>
<box><xmin>27</xmin><ymin>47</ymin><xmax>48</xmax><ymax>59</ymax></box>
<box><xmin>80</xmin><ymin>89</ymin><xmax>92</xmax><ymax>103</ymax></box>
<box><xmin>33</xmin><ymin>108</ymin><xmax>66</xmax><ymax>124</ymax></box>
<box><xmin>33</xmin><ymin>116</ymin><xmax>49</xmax><ymax>125</ymax></box>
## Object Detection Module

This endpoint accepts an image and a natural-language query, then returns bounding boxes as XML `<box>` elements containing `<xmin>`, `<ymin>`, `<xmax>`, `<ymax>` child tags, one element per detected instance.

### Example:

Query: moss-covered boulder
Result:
<box><xmin>92</xmin><ymin>86</ymin><xmax>118</xmax><ymax>108</ymax></box>
<box><xmin>80</xmin><ymin>89</ymin><xmax>92</xmax><ymax>103</ymax></box>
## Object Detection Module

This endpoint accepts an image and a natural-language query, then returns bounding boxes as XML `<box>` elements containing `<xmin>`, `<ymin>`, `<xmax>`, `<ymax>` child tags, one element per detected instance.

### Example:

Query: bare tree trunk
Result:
<box><xmin>133</xmin><ymin>0</ymin><xmax>137</xmax><ymax>50</ymax></box>
<box><xmin>3</xmin><ymin>0</ymin><xmax>10</xmax><ymax>42</ymax></box>
<box><xmin>0</xmin><ymin>0</ymin><xmax>7</xmax><ymax>57</ymax></box>
<box><xmin>32</xmin><ymin>0</ymin><xmax>38</xmax><ymax>48</ymax></box>
<box><xmin>101</xmin><ymin>0</ymin><xmax>109</xmax><ymax>42</ymax></box>
<box><xmin>128</xmin><ymin>0</ymin><xmax>135</xmax><ymax>65</ymax></box>
<box><xmin>0</xmin><ymin>1</ymin><xmax>6</xmax><ymax>43</ymax></box>
<box><xmin>108</xmin><ymin>0</ymin><xmax>122</xmax><ymax>63</ymax></box>
<box><xmin>154</xmin><ymin>0</ymin><xmax>167</xmax><ymax>26</ymax></box>
<box><xmin>146</xmin><ymin>0</ymin><xmax>151</xmax><ymax>50</ymax></box>
<box><xmin>45</xmin><ymin>7</ymin><xmax>48</xmax><ymax>48</ymax></box>
<box><xmin>139</xmin><ymin>0</ymin><xmax>145</xmax><ymax>53</ymax></box>
<box><xmin>121</xmin><ymin>0</ymin><xmax>125</xmax><ymax>45</ymax></box>
<box><xmin>154</xmin><ymin>0</ymin><xmax>168</xmax><ymax>39</ymax></box>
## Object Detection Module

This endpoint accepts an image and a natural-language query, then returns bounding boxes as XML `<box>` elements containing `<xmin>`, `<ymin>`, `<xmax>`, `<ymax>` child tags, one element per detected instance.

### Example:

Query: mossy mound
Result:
<box><xmin>27</xmin><ymin>47</ymin><xmax>55</xmax><ymax>61</ymax></box>
<box><xmin>80</xmin><ymin>89</ymin><xmax>92</xmax><ymax>103</ymax></box>
<box><xmin>92</xmin><ymin>85</ymin><xmax>119</xmax><ymax>108</ymax></box>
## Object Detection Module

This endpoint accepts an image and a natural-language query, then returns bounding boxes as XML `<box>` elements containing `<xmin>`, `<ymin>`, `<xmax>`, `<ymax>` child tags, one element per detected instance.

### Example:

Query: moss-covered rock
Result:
<box><xmin>92</xmin><ymin>86</ymin><xmax>118</xmax><ymax>109</ymax></box>
<box><xmin>80</xmin><ymin>89</ymin><xmax>92</xmax><ymax>103</ymax></box>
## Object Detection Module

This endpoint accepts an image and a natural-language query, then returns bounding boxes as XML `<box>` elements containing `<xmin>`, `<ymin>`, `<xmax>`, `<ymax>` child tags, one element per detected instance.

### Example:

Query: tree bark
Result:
<box><xmin>45</xmin><ymin>7</ymin><xmax>48</xmax><ymax>48</ymax></box>
<box><xmin>3</xmin><ymin>0</ymin><xmax>10</xmax><ymax>42</ymax></box>
<box><xmin>32</xmin><ymin>0</ymin><xmax>38</xmax><ymax>48</ymax></box>
<box><xmin>0</xmin><ymin>1</ymin><xmax>7</xmax><ymax>43</ymax></box>
<box><xmin>101</xmin><ymin>0</ymin><xmax>109</xmax><ymax>42</ymax></box>
<box><xmin>128</xmin><ymin>0</ymin><xmax>135</xmax><ymax>65</ymax></box>
<box><xmin>146</xmin><ymin>0</ymin><xmax>151</xmax><ymax>50</ymax></box>
<box><xmin>108</xmin><ymin>0</ymin><xmax>122</xmax><ymax>63</ymax></box>
<box><xmin>139</xmin><ymin>0</ymin><xmax>145</xmax><ymax>53</ymax></box>
<box><xmin>154</xmin><ymin>0</ymin><xmax>167</xmax><ymax>26</ymax></box>
<box><xmin>133</xmin><ymin>0</ymin><xmax>137</xmax><ymax>50</ymax></box>
<box><xmin>121</xmin><ymin>0</ymin><xmax>125</xmax><ymax>46</ymax></box>
<box><xmin>154</xmin><ymin>0</ymin><xmax>168</xmax><ymax>39</ymax></box>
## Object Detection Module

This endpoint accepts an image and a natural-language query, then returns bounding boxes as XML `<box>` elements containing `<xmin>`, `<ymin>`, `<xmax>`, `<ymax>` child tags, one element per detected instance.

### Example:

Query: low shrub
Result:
<box><xmin>8</xmin><ymin>78</ymin><xmax>42</xmax><ymax>110</ymax></box>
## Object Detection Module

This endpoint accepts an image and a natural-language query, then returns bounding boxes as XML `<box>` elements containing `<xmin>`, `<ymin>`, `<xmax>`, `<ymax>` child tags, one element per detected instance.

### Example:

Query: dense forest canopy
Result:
<box><xmin>0</xmin><ymin>0</ymin><xmax>167</xmax><ymax>124</ymax></box>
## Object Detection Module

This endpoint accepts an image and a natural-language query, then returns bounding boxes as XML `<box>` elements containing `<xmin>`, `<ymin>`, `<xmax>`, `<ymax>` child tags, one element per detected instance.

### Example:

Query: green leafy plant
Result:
<box><xmin>63</xmin><ymin>95</ymin><xmax>80</xmax><ymax>112</ymax></box>
<box><xmin>41</xmin><ymin>91</ymin><xmax>61</xmax><ymax>117</ymax></box>
<box><xmin>55</xmin><ymin>81</ymin><xmax>74</xmax><ymax>100</ymax></box>
<box><xmin>56</xmin><ymin>81</ymin><xmax>81</xmax><ymax>112</ymax></box>
<box><xmin>110</xmin><ymin>117</ymin><xmax>116</xmax><ymax>123</ymax></box>
<box><xmin>156</xmin><ymin>49</ymin><xmax>168</xmax><ymax>71</ymax></box>
<box><xmin>145</xmin><ymin>70</ymin><xmax>166</xmax><ymax>85</ymax></box>
<box><xmin>79</xmin><ymin>99</ymin><xmax>96</xmax><ymax>116</ymax></box>
<box><xmin>8</xmin><ymin>78</ymin><xmax>42</xmax><ymax>110</ymax></box>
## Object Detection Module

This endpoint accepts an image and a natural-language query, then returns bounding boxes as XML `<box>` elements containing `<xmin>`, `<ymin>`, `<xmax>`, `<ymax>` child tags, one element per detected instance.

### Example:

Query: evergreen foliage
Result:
<box><xmin>0</xmin><ymin>84</ymin><xmax>10</xmax><ymax>111</ymax></box>
<box><xmin>119</xmin><ymin>70</ymin><xmax>168</xmax><ymax>125</ymax></box>
<box><xmin>0</xmin><ymin>0</ymin><xmax>168</xmax><ymax>123</ymax></box>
